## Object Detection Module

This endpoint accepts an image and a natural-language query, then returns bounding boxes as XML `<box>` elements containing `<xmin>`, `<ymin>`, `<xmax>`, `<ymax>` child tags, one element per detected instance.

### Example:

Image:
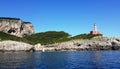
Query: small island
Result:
<box><xmin>0</xmin><ymin>17</ymin><xmax>120</xmax><ymax>52</ymax></box>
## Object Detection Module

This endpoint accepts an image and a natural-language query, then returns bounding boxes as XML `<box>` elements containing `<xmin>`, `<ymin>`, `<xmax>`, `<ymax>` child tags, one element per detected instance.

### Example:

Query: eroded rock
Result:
<box><xmin>0</xmin><ymin>40</ymin><xmax>33</xmax><ymax>52</ymax></box>
<box><xmin>0</xmin><ymin>17</ymin><xmax>34</xmax><ymax>37</ymax></box>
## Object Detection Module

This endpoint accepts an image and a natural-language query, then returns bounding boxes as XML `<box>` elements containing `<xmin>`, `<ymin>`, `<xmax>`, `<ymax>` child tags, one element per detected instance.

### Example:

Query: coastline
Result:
<box><xmin>0</xmin><ymin>36</ymin><xmax>120</xmax><ymax>52</ymax></box>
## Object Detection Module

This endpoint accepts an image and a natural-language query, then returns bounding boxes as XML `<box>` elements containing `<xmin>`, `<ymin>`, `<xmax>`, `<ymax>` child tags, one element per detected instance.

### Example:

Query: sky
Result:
<box><xmin>0</xmin><ymin>0</ymin><xmax>120</xmax><ymax>37</ymax></box>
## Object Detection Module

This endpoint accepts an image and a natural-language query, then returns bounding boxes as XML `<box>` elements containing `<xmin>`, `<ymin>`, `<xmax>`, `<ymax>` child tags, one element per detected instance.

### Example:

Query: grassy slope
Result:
<box><xmin>71</xmin><ymin>34</ymin><xmax>103</xmax><ymax>40</ymax></box>
<box><xmin>0</xmin><ymin>32</ymin><xmax>33</xmax><ymax>44</ymax></box>
<box><xmin>24</xmin><ymin>31</ymin><xmax>71</xmax><ymax>45</ymax></box>
<box><xmin>25</xmin><ymin>31</ymin><xmax>102</xmax><ymax>45</ymax></box>
<box><xmin>0</xmin><ymin>31</ymin><xmax>102</xmax><ymax>45</ymax></box>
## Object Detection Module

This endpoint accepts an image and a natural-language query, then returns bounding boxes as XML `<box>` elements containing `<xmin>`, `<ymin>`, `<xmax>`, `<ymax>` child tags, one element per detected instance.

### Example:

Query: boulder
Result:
<box><xmin>34</xmin><ymin>43</ymin><xmax>43</xmax><ymax>51</ymax></box>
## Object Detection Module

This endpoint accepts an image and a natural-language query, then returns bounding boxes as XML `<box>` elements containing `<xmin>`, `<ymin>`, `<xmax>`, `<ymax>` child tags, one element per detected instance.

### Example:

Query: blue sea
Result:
<box><xmin>0</xmin><ymin>51</ymin><xmax>120</xmax><ymax>69</ymax></box>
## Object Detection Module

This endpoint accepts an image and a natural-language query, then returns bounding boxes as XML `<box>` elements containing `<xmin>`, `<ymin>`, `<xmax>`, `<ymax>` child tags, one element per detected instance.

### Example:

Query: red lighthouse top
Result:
<box><xmin>90</xmin><ymin>23</ymin><xmax>100</xmax><ymax>35</ymax></box>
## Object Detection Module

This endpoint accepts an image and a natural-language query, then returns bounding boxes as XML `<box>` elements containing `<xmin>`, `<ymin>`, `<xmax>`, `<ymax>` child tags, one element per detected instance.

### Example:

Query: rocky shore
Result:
<box><xmin>0</xmin><ymin>36</ymin><xmax>120</xmax><ymax>52</ymax></box>
<box><xmin>0</xmin><ymin>40</ymin><xmax>33</xmax><ymax>52</ymax></box>
<box><xmin>34</xmin><ymin>36</ymin><xmax>120</xmax><ymax>52</ymax></box>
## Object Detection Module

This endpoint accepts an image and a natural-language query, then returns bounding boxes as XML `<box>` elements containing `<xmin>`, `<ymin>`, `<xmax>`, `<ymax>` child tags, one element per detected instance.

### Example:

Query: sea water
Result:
<box><xmin>0</xmin><ymin>51</ymin><xmax>120</xmax><ymax>69</ymax></box>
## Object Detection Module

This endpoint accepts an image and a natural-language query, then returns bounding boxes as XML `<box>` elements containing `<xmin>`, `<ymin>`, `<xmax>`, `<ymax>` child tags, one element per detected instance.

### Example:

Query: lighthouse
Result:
<box><xmin>90</xmin><ymin>23</ymin><xmax>100</xmax><ymax>35</ymax></box>
<box><xmin>94</xmin><ymin>23</ymin><xmax>97</xmax><ymax>31</ymax></box>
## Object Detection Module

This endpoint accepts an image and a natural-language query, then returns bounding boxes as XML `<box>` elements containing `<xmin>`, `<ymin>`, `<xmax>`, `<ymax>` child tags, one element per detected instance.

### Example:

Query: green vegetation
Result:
<box><xmin>0</xmin><ymin>31</ymin><xmax>102</xmax><ymax>45</ymax></box>
<box><xmin>0</xmin><ymin>17</ymin><xmax>20</xmax><ymax>20</ymax></box>
<box><xmin>71</xmin><ymin>34</ymin><xmax>103</xmax><ymax>40</ymax></box>
<box><xmin>24</xmin><ymin>31</ymin><xmax>71</xmax><ymax>45</ymax></box>
<box><xmin>25</xmin><ymin>31</ymin><xmax>102</xmax><ymax>45</ymax></box>
<box><xmin>23</xmin><ymin>22</ymin><xmax>32</xmax><ymax>24</ymax></box>
<box><xmin>0</xmin><ymin>32</ymin><xmax>33</xmax><ymax>44</ymax></box>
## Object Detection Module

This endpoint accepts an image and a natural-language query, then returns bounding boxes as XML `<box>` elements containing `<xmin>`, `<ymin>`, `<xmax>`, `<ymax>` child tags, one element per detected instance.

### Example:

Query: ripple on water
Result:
<box><xmin>0</xmin><ymin>51</ymin><xmax>120</xmax><ymax>69</ymax></box>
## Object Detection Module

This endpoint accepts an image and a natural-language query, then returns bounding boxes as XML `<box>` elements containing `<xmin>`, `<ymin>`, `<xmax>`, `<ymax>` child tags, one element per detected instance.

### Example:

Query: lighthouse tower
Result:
<box><xmin>94</xmin><ymin>23</ymin><xmax>97</xmax><ymax>31</ymax></box>
<box><xmin>90</xmin><ymin>23</ymin><xmax>100</xmax><ymax>35</ymax></box>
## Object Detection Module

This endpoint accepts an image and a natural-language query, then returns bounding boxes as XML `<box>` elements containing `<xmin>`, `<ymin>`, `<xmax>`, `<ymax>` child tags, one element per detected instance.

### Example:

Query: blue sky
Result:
<box><xmin>0</xmin><ymin>0</ymin><xmax>120</xmax><ymax>37</ymax></box>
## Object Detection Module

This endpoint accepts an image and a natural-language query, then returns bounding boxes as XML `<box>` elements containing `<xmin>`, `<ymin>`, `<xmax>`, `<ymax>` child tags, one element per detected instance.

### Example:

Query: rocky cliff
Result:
<box><xmin>0</xmin><ymin>17</ymin><xmax>34</xmax><ymax>37</ymax></box>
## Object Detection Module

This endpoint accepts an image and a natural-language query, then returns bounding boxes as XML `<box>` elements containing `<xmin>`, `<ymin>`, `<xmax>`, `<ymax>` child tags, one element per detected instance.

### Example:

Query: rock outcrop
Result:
<box><xmin>0</xmin><ymin>37</ymin><xmax>120</xmax><ymax>52</ymax></box>
<box><xmin>34</xmin><ymin>37</ymin><xmax>120</xmax><ymax>52</ymax></box>
<box><xmin>0</xmin><ymin>40</ymin><xmax>33</xmax><ymax>52</ymax></box>
<box><xmin>0</xmin><ymin>17</ymin><xmax>34</xmax><ymax>37</ymax></box>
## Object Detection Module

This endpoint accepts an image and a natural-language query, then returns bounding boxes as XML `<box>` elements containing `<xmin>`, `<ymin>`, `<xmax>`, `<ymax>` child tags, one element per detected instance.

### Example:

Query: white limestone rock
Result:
<box><xmin>34</xmin><ymin>43</ymin><xmax>44</xmax><ymax>51</ymax></box>
<box><xmin>0</xmin><ymin>40</ymin><xmax>33</xmax><ymax>51</ymax></box>
<box><xmin>0</xmin><ymin>17</ymin><xmax>34</xmax><ymax>37</ymax></box>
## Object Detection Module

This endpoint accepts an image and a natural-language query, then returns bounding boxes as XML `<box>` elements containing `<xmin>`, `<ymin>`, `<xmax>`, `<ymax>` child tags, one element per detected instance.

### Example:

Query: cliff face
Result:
<box><xmin>0</xmin><ymin>17</ymin><xmax>34</xmax><ymax>37</ymax></box>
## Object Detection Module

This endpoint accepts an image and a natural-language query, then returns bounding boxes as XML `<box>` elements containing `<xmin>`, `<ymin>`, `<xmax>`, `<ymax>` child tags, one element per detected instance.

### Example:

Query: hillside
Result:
<box><xmin>0</xmin><ymin>32</ymin><xmax>33</xmax><ymax>44</ymax></box>
<box><xmin>24</xmin><ymin>31</ymin><xmax>71</xmax><ymax>45</ymax></box>
<box><xmin>24</xmin><ymin>31</ymin><xmax>102</xmax><ymax>45</ymax></box>
<box><xmin>0</xmin><ymin>31</ymin><xmax>102</xmax><ymax>45</ymax></box>
<box><xmin>71</xmin><ymin>34</ymin><xmax>103</xmax><ymax>40</ymax></box>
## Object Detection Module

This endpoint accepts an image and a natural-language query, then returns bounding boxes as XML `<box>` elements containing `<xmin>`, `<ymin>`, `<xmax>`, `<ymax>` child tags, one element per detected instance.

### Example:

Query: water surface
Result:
<box><xmin>0</xmin><ymin>51</ymin><xmax>120</xmax><ymax>69</ymax></box>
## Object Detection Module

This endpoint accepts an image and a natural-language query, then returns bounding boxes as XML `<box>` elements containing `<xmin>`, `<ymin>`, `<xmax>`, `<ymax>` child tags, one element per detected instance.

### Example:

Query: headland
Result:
<box><xmin>0</xmin><ymin>17</ymin><xmax>120</xmax><ymax>52</ymax></box>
